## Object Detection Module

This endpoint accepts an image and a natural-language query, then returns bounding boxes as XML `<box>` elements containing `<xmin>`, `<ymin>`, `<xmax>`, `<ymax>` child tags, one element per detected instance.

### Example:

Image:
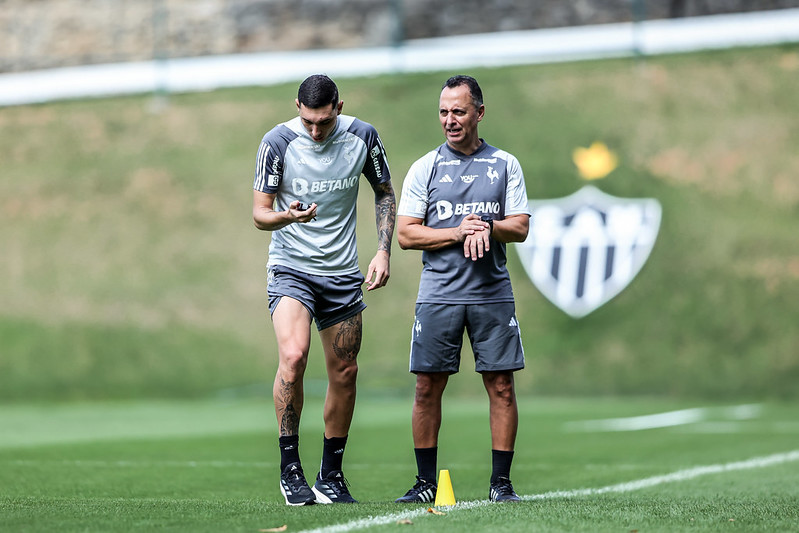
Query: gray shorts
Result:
<box><xmin>409</xmin><ymin>302</ymin><xmax>525</xmax><ymax>374</ymax></box>
<box><xmin>267</xmin><ymin>264</ymin><xmax>367</xmax><ymax>331</ymax></box>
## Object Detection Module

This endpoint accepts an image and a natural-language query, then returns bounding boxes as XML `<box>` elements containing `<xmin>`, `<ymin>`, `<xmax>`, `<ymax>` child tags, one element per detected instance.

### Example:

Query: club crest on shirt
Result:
<box><xmin>514</xmin><ymin>186</ymin><xmax>661</xmax><ymax>318</ymax></box>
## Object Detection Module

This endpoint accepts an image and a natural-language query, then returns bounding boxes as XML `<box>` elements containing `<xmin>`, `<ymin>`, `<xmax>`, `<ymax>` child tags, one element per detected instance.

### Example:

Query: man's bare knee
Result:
<box><xmin>484</xmin><ymin>372</ymin><xmax>516</xmax><ymax>405</ymax></box>
<box><xmin>279</xmin><ymin>347</ymin><xmax>308</xmax><ymax>381</ymax></box>
<box><xmin>330</xmin><ymin>361</ymin><xmax>358</xmax><ymax>388</ymax></box>
<box><xmin>414</xmin><ymin>374</ymin><xmax>447</xmax><ymax>405</ymax></box>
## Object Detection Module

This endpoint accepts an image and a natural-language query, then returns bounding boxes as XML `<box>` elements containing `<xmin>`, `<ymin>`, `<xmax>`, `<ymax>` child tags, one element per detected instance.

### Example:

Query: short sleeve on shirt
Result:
<box><xmin>499</xmin><ymin>150</ymin><xmax>531</xmax><ymax>217</ymax></box>
<box><xmin>253</xmin><ymin>124</ymin><xmax>296</xmax><ymax>194</ymax></box>
<box><xmin>398</xmin><ymin>150</ymin><xmax>438</xmax><ymax>218</ymax></box>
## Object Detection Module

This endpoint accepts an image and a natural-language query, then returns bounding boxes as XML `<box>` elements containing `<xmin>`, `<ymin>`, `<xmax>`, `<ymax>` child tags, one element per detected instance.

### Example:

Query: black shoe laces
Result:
<box><xmin>408</xmin><ymin>475</ymin><xmax>435</xmax><ymax>494</ymax></box>
<box><xmin>492</xmin><ymin>477</ymin><xmax>516</xmax><ymax>495</ymax></box>
<box><xmin>283</xmin><ymin>467</ymin><xmax>309</xmax><ymax>492</ymax></box>
<box><xmin>325</xmin><ymin>472</ymin><xmax>351</xmax><ymax>495</ymax></box>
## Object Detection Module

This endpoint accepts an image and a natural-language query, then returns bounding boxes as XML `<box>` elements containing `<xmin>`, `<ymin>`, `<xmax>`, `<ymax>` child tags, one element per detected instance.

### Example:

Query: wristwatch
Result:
<box><xmin>480</xmin><ymin>215</ymin><xmax>493</xmax><ymax>235</ymax></box>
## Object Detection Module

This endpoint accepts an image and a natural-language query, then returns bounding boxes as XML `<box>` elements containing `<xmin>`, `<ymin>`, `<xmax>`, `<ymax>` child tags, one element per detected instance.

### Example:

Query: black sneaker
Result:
<box><xmin>489</xmin><ymin>477</ymin><xmax>521</xmax><ymax>502</ymax></box>
<box><xmin>312</xmin><ymin>470</ymin><xmax>357</xmax><ymax>503</ymax></box>
<box><xmin>279</xmin><ymin>463</ymin><xmax>316</xmax><ymax>506</ymax></box>
<box><xmin>395</xmin><ymin>476</ymin><xmax>437</xmax><ymax>503</ymax></box>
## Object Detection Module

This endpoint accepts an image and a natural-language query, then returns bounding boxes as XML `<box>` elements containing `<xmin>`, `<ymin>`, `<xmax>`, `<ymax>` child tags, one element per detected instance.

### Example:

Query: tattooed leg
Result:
<box><xmin>319</xmin><ymin>313</ymin><xmax>362</xmax><ymax>437</ymax></box>
<box><xmin>274</xmin><ymin>374</ymin><xmax>303</xmax><ymax>436</ymax></box>
<box><xmin>271</xmin><ymin>297</ymin><xmax>312</xmax><ymax>437</ymax></box>
<box><xmin>331</xmin><ymin>313</ymin><xmax>362</xmax><ymax>362</ymax></box>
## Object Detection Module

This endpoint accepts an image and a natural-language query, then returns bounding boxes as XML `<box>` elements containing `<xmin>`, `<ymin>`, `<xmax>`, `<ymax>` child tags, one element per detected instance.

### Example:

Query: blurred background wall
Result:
<box><xmin>3</xmin><ymin>0</ymin><xmax>799</xmax><ymax>73</ymax></box>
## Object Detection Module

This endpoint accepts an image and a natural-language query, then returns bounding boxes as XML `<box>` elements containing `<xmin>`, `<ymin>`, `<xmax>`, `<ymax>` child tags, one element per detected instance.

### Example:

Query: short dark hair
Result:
<box><xmin>442</xmin><ymin>75</ymin><xmax>483</xmax><ymax>107</ymax></box>
<box><xmin>298</xmin><ymin>74</ymin><xmax>339</xmax><ymax>109</ymax></box>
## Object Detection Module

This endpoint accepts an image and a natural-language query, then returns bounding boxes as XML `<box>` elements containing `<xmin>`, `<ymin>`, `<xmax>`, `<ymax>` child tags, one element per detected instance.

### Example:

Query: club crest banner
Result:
<box><xmin>514</xmin><ymin>186</ymin><xmax>661</xmax><ymax>318</ymax></box>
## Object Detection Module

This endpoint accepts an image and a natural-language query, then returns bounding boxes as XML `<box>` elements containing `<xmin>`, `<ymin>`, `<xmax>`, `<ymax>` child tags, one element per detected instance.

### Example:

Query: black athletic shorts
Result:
<box><xmin>267</xmin><ymin>264</ymin><xmax>367</xmax><ymax>331</ymax></box>
<box><xmin>409</xmin><ymin>302</ymin><xmax>525</xmax><ymax>374</ymax></box>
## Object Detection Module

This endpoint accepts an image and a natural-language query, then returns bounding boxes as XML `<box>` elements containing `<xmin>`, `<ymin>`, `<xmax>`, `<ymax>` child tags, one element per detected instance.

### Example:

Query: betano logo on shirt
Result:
<box><xmin>291</xmin><ymin>176</ymin><xmax>359</xmax><ymax>195</ymax></box>
<box><xmin>436</xmin><ymin>200</ymin><xmax>501</xmax><ymax>220</ymax></box>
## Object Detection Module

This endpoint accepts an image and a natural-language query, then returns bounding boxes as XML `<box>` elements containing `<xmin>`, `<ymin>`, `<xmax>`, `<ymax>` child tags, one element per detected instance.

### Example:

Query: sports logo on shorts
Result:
<box><xmin>514</xmin><ymin>186</ymin><xmax>661</xmax><ymax>318</ymax></box>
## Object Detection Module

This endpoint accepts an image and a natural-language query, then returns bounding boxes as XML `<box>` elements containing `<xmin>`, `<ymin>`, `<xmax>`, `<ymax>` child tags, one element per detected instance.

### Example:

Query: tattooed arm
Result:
<box><xmin>365</xmin><ymin>180</ymin><xmax>396</xmax><ymax>291</ymax></box>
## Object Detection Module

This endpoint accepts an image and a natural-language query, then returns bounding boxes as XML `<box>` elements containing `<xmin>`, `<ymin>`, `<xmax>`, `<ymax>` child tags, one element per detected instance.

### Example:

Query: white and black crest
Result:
<box><xmin>515</xmin><ymin>186</ymin><xmax>661</xmax><ymax>318</ymax></box>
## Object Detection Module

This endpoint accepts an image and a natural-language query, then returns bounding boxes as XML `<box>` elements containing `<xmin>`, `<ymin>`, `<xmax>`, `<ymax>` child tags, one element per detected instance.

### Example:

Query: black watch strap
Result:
<box><xmin>480</xmin><ymin>215</ymin><xmax>493</xmax><ymax>235</ymax></box>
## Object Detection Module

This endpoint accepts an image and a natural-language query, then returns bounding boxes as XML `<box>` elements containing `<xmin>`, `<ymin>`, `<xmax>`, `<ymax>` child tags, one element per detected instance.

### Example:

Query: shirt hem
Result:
<box><xmin>415</xmin><ymin>297</ymin><xmax>516</xmax><ymax>305</ymax></box>
<box><xmin>267</xmin><ymin>260</ymin><xmax>361</xmax><ymax>277</ymax></box>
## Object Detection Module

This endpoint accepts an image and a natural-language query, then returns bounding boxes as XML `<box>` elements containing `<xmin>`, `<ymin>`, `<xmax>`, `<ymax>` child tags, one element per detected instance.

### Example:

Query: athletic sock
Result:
<box><xmin>320</xmin><ymin>435</ymin><xmax>348</xmax><ymax>477</ymax></box>
<box><xmin>491</xmin><ymin>449</ymin><xmax>514</xmax><ymax>483</ymax></box>
<box><xmin>279</xmin><ymin>435</ymin><xmax>300</xmax><ymax>472</ymax></box>
<box><xmin>414</xmin><ymin>447</ymin><xmax>438</xmax><ymax>482</ymax></box>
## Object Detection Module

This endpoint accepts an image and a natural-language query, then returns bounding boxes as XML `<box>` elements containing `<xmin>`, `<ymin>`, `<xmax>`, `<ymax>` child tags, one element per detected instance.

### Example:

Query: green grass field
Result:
<box><xmin>2</xmin><ymin>43</ymin><xmax>799</xmax><ymax>531</ymax></box>
<box><xmin>2</xmin><ymin>397</ymin><xmax>798</xmax><ymax>532</ymax></box>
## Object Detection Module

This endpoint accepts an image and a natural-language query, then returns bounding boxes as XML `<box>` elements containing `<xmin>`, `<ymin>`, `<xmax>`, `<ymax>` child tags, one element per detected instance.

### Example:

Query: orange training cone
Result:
<box><xmin>434</xmin><ymin>469</ymin><xmax>456</xmax><ymax>506</ymax></box>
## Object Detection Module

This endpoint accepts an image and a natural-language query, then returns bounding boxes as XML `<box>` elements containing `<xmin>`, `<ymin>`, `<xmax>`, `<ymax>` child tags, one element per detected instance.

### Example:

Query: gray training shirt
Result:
<box><xmin>253</xmin><ymin>114</ymin><xmax>391</xmax><ymax>276</ymax></box>
<box><xmin>398</xmin><ymin>141</ymin><xmax>531</xmax><ymax>304</ymax></box>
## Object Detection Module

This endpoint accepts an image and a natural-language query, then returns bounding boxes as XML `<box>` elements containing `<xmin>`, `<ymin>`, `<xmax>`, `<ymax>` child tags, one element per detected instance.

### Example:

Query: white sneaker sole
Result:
<box><xmin>312</xmin><ymin>485</ymin><xmax>334</xmax><ymax>504</ymax></box>
<box><xmin>280</xmin><ymin>484</ymin><xmax>315</xmax><ymax>506</ymax></box>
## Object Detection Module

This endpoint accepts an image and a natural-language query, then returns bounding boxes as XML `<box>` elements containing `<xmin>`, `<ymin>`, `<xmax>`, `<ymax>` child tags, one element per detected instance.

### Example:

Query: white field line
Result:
<box><xmin>564</xmin><ymin>407</ymin><xmax>706</xmax><ymax>431</ymax></box>
<box><xmin>298</xmin><ymin>449</ymin><xmax>799</xmax><ymax>533</ymax></box>
<box><xmin>563</xmin><ymin>404</ymin><xmax>762</xmax><ymax>432</ymax></box>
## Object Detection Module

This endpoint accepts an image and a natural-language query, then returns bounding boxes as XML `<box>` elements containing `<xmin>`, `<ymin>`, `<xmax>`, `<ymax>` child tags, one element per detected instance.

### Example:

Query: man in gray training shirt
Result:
<box><xmin>395</xmin><ymin>75</ymin><xmax>530</xmax><ymax>504</ymax></box>
<box><xmin>253</xmin><ymin>74</ymin><xmax>396</xmax><ymax>506</ymax></box>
